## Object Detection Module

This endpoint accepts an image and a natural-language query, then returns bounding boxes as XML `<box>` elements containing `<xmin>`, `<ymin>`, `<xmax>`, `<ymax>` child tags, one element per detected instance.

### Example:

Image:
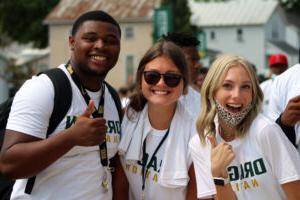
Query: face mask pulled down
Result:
<box><xmin>215</xmin><ymin>101</ymin><xmax>252</xmax><ymax>127</ymax></box>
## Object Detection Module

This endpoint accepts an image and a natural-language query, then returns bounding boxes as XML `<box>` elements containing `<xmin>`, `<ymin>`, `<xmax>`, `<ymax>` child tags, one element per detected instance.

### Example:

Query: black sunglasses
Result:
<box><xmin>143</xmin><ymin>71</ymin><xmax>182</xmax><ymax>88</ymax></box>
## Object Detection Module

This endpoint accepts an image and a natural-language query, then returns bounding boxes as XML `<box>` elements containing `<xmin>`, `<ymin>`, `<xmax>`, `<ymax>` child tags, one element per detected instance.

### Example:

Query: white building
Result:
<box><xmin>0</xmin><ymin>44</ymin><xmax>49</xmax><ymax>103</ymax></box>
<box><xmin>44</xmin><ymin>0</ymin><xmax>161</xmax><ymax>89</ymax></box>
<box><xmin>189</xmin><ymin>0</ymin><xmax>299</xmax><ymax>76</ymax></box>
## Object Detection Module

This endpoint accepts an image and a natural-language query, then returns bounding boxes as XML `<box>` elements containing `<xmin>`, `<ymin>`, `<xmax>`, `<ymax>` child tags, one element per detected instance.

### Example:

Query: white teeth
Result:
<box><xmin>153</xmin><ymin>90</ymin><xmax>168</xmax><ymax>95</ymax></box>
<box><xmin>227</xmin><ymin>104</ymin><xmax>242</xmax><ymax>108</ymax></box>
<box><xmin>92</xmin><ymin>56</ymin><xmax>106</xmax><ymax>61</ymax></box>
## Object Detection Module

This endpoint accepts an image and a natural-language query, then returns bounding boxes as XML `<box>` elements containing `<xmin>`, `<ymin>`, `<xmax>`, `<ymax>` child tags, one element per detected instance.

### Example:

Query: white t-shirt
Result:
<box><xmin>121</xmin><ymin>97</ymin><xmax>130</xmax><ymax>108</ymax></box>
<box><xmin>6</xmin><ymin>65</ymin><xmax>121</xmax><ymax>200</ymax></box>
<box><xmin>121</xmin><ymin>129</ymin><xmax>186</xmax><ymax>200</ymax></box>
<box><xmin>179</xmin><ymin>86</ymin><xmax>201</xmax><ymax>119</ymax></box>
<box><xmin>260</xmin><ymin>78</ymin><xmax>273</xmax><ymax>115</ymax></box>
<box><xmin>189</xmin><ymin>114</ymin><xmax>300</xmax><ymax>200</ymax></box>
<box><xmin>120</xmin><ymin>102</ymin><xmax>195</xmax><ymax>200</ymax></box>
<box><xmin>268</xmin><ymin>63</ymin><xmax>300</xmax><ymax>152</ymax></box>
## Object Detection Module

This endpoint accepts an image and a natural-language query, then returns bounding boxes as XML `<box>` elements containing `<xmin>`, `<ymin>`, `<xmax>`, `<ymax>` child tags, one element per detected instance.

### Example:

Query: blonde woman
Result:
<box><xmin>189</xmin><ymin>54</ymin><xmax>300</xmax><ymax>200</ymax></box>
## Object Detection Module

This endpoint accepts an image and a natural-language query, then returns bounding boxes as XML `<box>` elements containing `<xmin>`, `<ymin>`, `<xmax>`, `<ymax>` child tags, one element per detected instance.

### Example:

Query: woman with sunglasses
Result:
<box><xmin>189</xmin><ymin>54</ymin><xmax>300</xmax><ymax>200</ymax></box>
<box><xmin>118</xmin><ymin>40</ymin><xmax>198</xmax><ymax>200</ymax></box>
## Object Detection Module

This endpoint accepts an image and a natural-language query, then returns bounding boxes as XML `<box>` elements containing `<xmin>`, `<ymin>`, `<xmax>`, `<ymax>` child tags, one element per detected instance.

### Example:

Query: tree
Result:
<box><xmin>161</xmin><ymin>0</ymin><xmax>194</xmax><ymax>33</ymax></box>
<box><xmin>0</xmin><ymin>0</ymin><xmax>59</xmax><ymax>48</ymax></box>
<box><xmin>279</xmin><ymin>0</ymin><xmax>300</xmax><ymax>12</ymax></box>
<box><xmin>193</xmin><ymin>0</ymin><xmax>227</xmax><ymax>2</ymax></box>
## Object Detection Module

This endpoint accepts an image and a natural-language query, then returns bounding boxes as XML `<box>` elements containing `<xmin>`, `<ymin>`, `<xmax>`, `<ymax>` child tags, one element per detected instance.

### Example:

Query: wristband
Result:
<box><xmin>213</xmin><ymin>177</ymin><xmax>230</xmax><ymax>186</ymax></box>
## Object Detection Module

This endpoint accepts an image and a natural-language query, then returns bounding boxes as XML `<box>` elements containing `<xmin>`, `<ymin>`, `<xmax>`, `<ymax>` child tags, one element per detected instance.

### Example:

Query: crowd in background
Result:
<box><xmin>1</xmin><ymin>9</ymin><xmax>300</xmax><ymax>200</ymax></box>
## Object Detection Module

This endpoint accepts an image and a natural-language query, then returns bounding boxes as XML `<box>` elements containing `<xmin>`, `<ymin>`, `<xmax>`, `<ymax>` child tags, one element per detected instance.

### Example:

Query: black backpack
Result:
<box><xmin>0</xmin><ymin>68</ymin><xmax>123</xmax><ymax>198</ymax></box>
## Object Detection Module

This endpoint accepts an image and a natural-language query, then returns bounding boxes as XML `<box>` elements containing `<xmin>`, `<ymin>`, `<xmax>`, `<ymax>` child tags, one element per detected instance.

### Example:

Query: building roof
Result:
<box><xmin>0</xmin><ymin>43</ymin><xmax>49</xmax><ymax>66</ymax></box>
<box><xmin>190</xmin><ymin>0</ymin><xmax>279</xmax><ymax>27</ymax></box>
<box><xmin>15</xmin><ymin>48</ymin><xmax>49</xmax><ymax>66</ymax></box>
<box><xmin>44</xmin><ymin>0</ymin><xmax>161</xmax><ymax>24</ymax></box>
<box><xmin>270</xmin><ymin>41</ymin><xmax>298</xmax><ymax>55</ymax></box>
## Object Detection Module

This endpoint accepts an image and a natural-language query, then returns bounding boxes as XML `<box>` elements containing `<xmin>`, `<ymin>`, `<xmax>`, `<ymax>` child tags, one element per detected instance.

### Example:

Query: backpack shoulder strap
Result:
<box><xmin>104</xmin><ymin>81</ymin><xmax>123</xmax><ymax>123</ymax></box>
<box><xmin>43</xmin><ymin>68</ymin><xmax>72</xmax><ymax>137</ymax></box>
<box><xmin>25</xmin><ymin>67</ymin><xmax>72</xmax><ymax>194</ymax></box>
<box><xmin>0</xmin><ymin>97</ymin><xmax>14</xmax><ymax>149</ymax></box>
<box><xmin>0</xmin><ymin>97</ymin><xmax>14</xmax><ymax>130</ymax></box>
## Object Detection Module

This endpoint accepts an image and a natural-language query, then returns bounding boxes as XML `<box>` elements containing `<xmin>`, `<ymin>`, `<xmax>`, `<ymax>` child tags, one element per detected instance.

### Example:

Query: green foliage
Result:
<box><xmin>161</xmin><ymin>0</ymin><xmax>194</xmax><ymax>33</ymax></box>
<box><xmin>0</xmin><ymin>0</ymin><xmax>59</xmax><ymax>48</ymax></box>
<box><xmin>279</xmin><ymin>0</ymin><xmax>300</xmax><ymax>12</ymax></box>
<box><xmin>193</xmin><ymin>0</ymin><xmax>226</xmax><ymax>2</ymax></box>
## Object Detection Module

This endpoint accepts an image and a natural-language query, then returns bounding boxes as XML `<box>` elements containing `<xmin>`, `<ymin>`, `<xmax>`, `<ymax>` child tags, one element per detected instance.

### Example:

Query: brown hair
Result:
<box><xmin>127</xmin><ymin>40</ymin><xmax>189</xmax><ymax>118</ymax></box>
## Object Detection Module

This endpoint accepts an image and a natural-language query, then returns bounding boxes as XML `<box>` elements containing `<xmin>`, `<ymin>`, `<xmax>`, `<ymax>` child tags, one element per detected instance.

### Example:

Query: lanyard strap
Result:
<box><xmin>141</xmin><ymin>128</ymin><xmax>170</xmax><ymax>191</ymax></box>
<box><xmin>65</xmin><ymin>64</ymin><xmax>109</xmax><ymax>167</ymax></box>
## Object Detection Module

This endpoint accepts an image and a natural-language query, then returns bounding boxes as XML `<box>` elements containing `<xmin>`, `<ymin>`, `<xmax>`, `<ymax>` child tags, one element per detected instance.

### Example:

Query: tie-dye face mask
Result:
<box><xmin>215</xmin><ymin>101</ymin><xmax>252</xmax><ymax>127</ymax></box>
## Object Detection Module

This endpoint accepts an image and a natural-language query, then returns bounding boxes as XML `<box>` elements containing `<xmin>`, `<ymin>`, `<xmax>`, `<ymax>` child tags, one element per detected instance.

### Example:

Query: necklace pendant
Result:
<box><xmin>141</xmin><ymin>192</ymin><xmax>145</xmax><ymax>200</ymax></box>
<box><xmin>101</xmin><ymin>170</ymin><xmax>109</xmax><ymax>192</ymax></box>
<box><xmin>101</xmin><ymin>179</ymin><xmax>109</xmax><ymax>190</ymax></box>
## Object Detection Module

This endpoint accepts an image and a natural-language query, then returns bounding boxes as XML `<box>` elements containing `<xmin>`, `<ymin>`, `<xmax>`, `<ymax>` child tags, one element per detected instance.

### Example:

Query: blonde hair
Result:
<box><xmin>196</xmin><ymin>54</ymin><xmax>263</xmax><ymax>144</ymax></box>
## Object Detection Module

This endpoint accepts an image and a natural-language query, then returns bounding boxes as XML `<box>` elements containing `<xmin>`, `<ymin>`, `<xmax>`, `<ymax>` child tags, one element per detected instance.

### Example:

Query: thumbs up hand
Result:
<box><xmin>207</xmin><ymin>134</ymin><xmax>235</xmax><ymax>178</ymax></box>
<box><xmin>67</xmin><ymin>100</ymin><xmax>107</xmax><ymax>147</ymax></box>
<box><xmin>80</xmin><ymin>99</ymin><xmax>95</xmax><ymax>118</ymax></box>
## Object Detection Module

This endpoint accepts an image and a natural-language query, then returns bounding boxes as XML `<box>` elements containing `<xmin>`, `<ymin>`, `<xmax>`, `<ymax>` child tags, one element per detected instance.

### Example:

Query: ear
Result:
<box><xmin>69</xmin><ymin>36</ymin><xmax>75</xmax><ymax>51</ymax></box>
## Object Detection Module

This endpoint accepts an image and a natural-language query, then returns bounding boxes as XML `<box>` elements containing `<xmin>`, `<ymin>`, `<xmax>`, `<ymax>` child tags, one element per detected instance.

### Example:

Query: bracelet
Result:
<box><xmin>213</xmin><ymin>177</ymin><xmax>230</xmax><ymax>186</ymax></box>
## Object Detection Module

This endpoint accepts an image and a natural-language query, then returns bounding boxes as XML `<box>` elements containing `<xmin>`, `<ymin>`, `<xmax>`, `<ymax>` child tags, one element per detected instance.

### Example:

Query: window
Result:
<box><xmin>210</xmin><ymin>31</ymin><xmax>215</xmax><ymax>40</ymax></box>
<box><xmin>125</xmin><ymin>26</ymin><xmax>134</xmax><ymax>39</ymax></box>
<box><xmin>271</xmin><ymin>28</ymin><xmax>278</xmax><ymax>39</ymax></box>
<box><xmin>237</xmin><ymin>28</ymin><xmax>243</xmax><ymax>41</ymax></box>
<box><xmin>125</xmin><ymin>55</ymin><xmax>134</xmax><ymax>83</ymax></box>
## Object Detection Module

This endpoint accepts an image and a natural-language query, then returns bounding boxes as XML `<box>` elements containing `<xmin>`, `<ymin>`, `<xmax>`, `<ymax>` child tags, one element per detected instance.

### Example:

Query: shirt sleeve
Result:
<box><xmin>267</xmin><ymin>78</ymin><xmax>284</xmax><ymax>121</ymax></box>
<box><xmin>6</xmin><ymin>74</ymin><xmax>55</xmax><ymax>139</ymax></box>
<box><xmin>257</xmin><ymin>123</ymin><xmax>300</xmax><ymax>184</ymax></box>
<box><xmin>189</xmin><ymin>134</ymin><xmax>216</xmax><ymax>199</ymax></box>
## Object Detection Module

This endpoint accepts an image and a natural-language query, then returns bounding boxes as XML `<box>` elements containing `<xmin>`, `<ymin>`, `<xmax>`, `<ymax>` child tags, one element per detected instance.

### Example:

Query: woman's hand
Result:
<box><xmin>207</xmin><ymin>135</ymin><xmax>235</xmax><ymax>178</ymax></box>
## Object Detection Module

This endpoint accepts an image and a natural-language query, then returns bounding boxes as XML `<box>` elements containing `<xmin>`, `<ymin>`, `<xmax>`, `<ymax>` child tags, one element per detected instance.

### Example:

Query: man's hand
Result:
<box><xmin>208</xmin><ymin>135</ymin><xmax>235</xmax><ymax>178</ymax></box>
<box><xmin>281</xmin><ymin>95</ymin><xmax>300</xmax><ymax>126</ymax></box>
<box><xmin>67</xmin><ymin>100</ymin><xmax>107</xmax><ymax>146</ymax></box>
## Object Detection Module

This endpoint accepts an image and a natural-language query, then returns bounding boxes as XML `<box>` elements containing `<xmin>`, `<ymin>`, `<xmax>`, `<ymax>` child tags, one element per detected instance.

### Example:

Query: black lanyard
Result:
<box><xmin>66</xmin><ymin>64</ymin><xmax>109</xmax><ymax>167</ymax></box>
<box><xmin>141</xmin><ymin>128</ymin><xmax>169</xmax><ymax>192</ymax></box>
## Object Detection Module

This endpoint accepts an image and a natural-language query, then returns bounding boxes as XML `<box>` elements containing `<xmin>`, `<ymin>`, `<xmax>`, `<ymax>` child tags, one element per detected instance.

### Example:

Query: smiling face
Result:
<box><xmin>69</xmin><ymin>20</ymin><xmax>120</xmax><ymax>78</ymax></box>
<box><xmin>270</xmin><ymin>63</ymin><xmax>288</xmax><ymax>75</ymax></box>
<box><xmin>214</xmin><ymin>65</ymin><xmax>253</xmax><ymax>114</ymax></box>
<box><xmin>141</xmin><ymin>55</ymin><xmax>184</xmax><ymax>108</ymax></box>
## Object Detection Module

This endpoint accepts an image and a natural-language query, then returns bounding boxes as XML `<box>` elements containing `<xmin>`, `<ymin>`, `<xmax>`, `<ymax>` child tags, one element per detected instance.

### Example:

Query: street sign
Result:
<box><xmin>153</xmin><ymin>6</ymin><xmax>173</xmax><ymax>42</ymax></box>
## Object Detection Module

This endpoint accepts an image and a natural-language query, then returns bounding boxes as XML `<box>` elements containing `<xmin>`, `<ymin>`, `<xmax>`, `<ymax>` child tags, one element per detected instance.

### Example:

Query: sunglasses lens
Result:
<box><xmin>144</xmin><ymin>71</ymin><xmax>161</xmax><ymax>85</ymax></box>
<box><xmin>143</xmin><ymin>71</ymin><xmax>182</xmax><ymax>87</ymax></box>
<box><xmin>164</xmin><ymin>73</ymin><xmax>182</xmax><ymax>87</ymax></box>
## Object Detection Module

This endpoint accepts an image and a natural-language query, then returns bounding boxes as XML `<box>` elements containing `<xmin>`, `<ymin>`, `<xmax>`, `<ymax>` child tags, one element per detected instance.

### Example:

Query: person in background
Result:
<box><xmin>162</xmin><ymin>32</ymin><xmax>201</xmax><ymax>118</ymax></box>
<box><xmin>118</xmin><ymin>86</ymin><xmax>130</xmax><ymax>108</ymax></box>
<box><xmin>195</xmin><ymin>67</ymin><xmax>208</xmax><ymax>92</ymax></box>
<box><xmin>190</xmin><ymin>54</ymin><xmax>300</xmax><ymax>200</ymax></box>
<box><xmin>260</xmin><ymin>54</ymin><xmax>288</xmax><ymax>115</ymax></box>
<box><xmin>118</xmin><ymin>40</ymin><xmax>197</xmax><ymax>200</ymax></box>
<box><xmin>0</xmin><ymin>10</ymin><xmax>127</xmax><ymax>200</ymax></box>
<box><xmin>268</xmin><ymin>63</ymin><xmax>300</xmax><ymax>152</ymax></box>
